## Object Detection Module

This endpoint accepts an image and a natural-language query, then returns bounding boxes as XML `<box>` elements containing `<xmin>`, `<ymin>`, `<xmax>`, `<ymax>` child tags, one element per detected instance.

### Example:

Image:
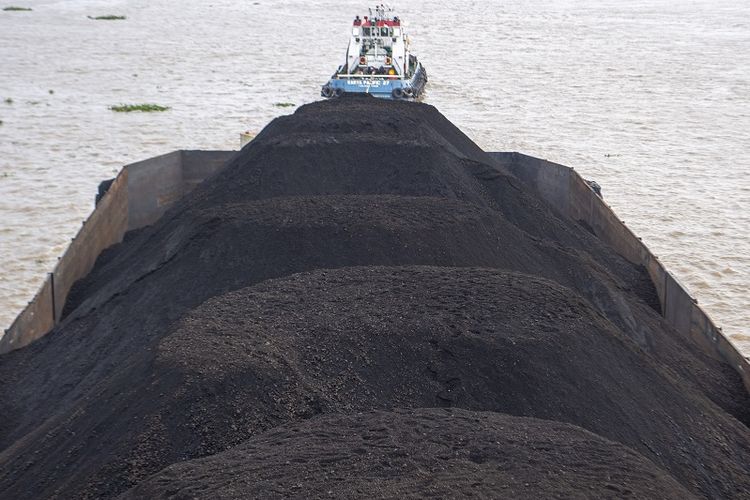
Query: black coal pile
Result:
<box><xmin>1</xmin><ymin>96</ymin><xmax>748</xmax><ymax>499</ymax></box>
<box><xmin>122</xmin><ymin>408</ymin><xmax>695</xmax><ymax>500</ymax></box>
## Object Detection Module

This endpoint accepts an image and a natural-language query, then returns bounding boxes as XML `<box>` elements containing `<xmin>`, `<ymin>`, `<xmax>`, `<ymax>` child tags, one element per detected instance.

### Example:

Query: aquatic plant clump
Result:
<box><xmin>273</xmin><ymin>102</ymin><xmax>296</xmax><ymax>108</ymax></box>
<box><xmin>88</xmin><ymin>15</ymin><xmax>126</xmax><ymax>20</ymax></box>
<box><xmin>3</xmin><ymin>6</ymin><xmax>32</xmax><ymax>11</ymax></box>
<box><xmin>109</xmin><ymin>104</ymin><xmax>169</xmax><ymax>113</ymax></box>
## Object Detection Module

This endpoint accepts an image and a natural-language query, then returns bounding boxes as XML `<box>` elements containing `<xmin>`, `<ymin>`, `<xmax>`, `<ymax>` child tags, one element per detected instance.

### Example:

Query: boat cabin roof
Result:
<box><xmin>354</xmin><ymin>18</ymin><xmax>401</xmax><ymax>27</ymax></box>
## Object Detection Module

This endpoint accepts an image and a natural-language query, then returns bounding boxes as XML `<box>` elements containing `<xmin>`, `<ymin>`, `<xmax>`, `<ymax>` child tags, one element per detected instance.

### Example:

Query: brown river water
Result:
<box><xmin>0</xmin><ymin>0</ymin><xmax>748</xmax><ymax>356</ymax></box>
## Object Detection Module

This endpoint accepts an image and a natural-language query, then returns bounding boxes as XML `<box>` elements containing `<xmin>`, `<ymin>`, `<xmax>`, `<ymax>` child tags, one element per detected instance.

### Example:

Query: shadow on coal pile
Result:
<box><xmin>0</xmin><ymin>96</ymin><xmax>748</xmax><ymax>499</ymax></box>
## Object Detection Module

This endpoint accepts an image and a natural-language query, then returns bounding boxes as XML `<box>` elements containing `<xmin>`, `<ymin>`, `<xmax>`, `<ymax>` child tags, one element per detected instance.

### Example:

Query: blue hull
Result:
<box><xmin>321</xmin><ymin>64</ymin><xmax>427</xmax><ymax>100</ymax></box>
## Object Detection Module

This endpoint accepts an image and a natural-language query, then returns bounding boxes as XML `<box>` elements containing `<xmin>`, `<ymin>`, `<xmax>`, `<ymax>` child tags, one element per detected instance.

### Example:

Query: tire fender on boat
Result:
<box><xmin>392</xmin><ymin>88</ymin><xmax>404</xmax><ymax>99</ymax></box>
<box><xmin>334</xmin><ymin>88</ymin><xmax>345</xmax><ymax>97</ymax></box>
<box><xmin>321</xmin><ymin>86</ymin><xmax>333</xmax><ymax>98</ymax></box>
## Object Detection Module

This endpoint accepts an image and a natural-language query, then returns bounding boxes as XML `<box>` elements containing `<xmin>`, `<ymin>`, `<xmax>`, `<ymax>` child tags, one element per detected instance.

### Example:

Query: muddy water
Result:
<box><xmin>0</xmin><ymin>0</ymin><xmax>748</xmax><ymax>355</ymax></box>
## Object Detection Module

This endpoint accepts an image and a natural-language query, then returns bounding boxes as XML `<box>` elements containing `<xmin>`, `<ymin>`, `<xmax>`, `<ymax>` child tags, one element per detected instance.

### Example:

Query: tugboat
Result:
<box><xmin>321</xmin><ymin>5</ymin><xmax>427</xmax><ymax>100</ymax></box>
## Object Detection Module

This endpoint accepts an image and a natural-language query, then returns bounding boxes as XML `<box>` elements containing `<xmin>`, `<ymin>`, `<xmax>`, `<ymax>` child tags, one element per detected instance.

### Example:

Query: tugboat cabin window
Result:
<box><xmin>362</xmin><ymin>27</ymin><xmax>371</xmax><ymax>37</ymax></box>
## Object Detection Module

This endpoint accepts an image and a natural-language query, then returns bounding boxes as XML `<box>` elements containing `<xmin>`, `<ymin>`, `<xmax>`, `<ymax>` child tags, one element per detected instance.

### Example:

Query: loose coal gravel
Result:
<box><xmin>0</xmin><ymin>96</ymin><xmax>748</xmax><ymax>499</ymax></box>
<box><xmin>120</xmin><ymin>408</ymin><xmax>696</xmax><ymax>500</ymax></box>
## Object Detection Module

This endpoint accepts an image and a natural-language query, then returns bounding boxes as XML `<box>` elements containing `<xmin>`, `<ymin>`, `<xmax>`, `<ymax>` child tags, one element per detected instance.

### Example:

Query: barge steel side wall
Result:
<box><xmin>0</xmin><ymin>170</ymin><xmax>130</xmax><ymax>353</ymax></box>
<box><xmin>0</xmin><ymin>150</ymin><xmax>235</xmax><ymax>354</ymax></box>
<box><xmin>489</xmin><ymin>151</ymin><xmax>750</xmax><ymax>391</ymax></box>
<box><xmin>2</xmin><ymin>149</ymin><xmax>747</xmax><ymax>395</ymax></box>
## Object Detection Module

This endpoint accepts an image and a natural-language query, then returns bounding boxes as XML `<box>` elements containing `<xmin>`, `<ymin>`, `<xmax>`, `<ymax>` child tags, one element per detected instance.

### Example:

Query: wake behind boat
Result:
<box><xmin>321</xmin><ymin>5</ymin><xmax>427</xmax><ymax>100</ymax></box>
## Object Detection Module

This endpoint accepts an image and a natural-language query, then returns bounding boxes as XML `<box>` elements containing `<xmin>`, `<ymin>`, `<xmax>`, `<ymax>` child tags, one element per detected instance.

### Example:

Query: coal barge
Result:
<box><xmin>1</xmin><ymin>97</ymin><xmax>749</xmax><ymax>499</ymax></box>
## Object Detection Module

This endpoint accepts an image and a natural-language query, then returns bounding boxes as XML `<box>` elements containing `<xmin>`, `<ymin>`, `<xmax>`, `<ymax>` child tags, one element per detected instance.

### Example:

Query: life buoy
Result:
<box><xmin>359</xmin><ymin>56</ymin><xmax>366</xmax><ymax>65</ymax></box>
<box><xmin>321</xmin><ymin>86</ymin><xmax>333</xmax><ymax>98</ymax></box>
<box><xmin>385</xmin><ymin>56</ymin><xmax>392</xmax><ymax>65</ymax></box>
<box><xmin>334</xmin><ymin>88</ymin><xmax>345</xmax><ymax>97</ymax></box>
<box><xmin>392</xmin><ymin>88</ymin><xmax>404</xmax><ymax>99</ymax></box>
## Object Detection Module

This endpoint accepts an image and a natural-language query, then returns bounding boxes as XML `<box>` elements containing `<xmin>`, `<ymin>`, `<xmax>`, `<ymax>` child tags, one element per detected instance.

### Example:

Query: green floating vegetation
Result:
<box><xmin>4</xmin><ymin>98</ymin><xmax>12</xmax><ymax>104</ymax></box>
<box><xmin>274</xmin><ymin>102</ymin><xmax>296</xmax><ymax>108</ymax></box>
<box><xmin>110</xmin><ymin>103</ymin><xmax>170</xmax><ymax>113</ymax></box>
<box><xmin>87</xmin><ymin>15</ymin><xmax>126</xmax><ymax>20</ymax></box>
<box><xmin>3</xmin><ymin>6</ymin><xmax>33</xmax><ymax>11</ymax></box>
